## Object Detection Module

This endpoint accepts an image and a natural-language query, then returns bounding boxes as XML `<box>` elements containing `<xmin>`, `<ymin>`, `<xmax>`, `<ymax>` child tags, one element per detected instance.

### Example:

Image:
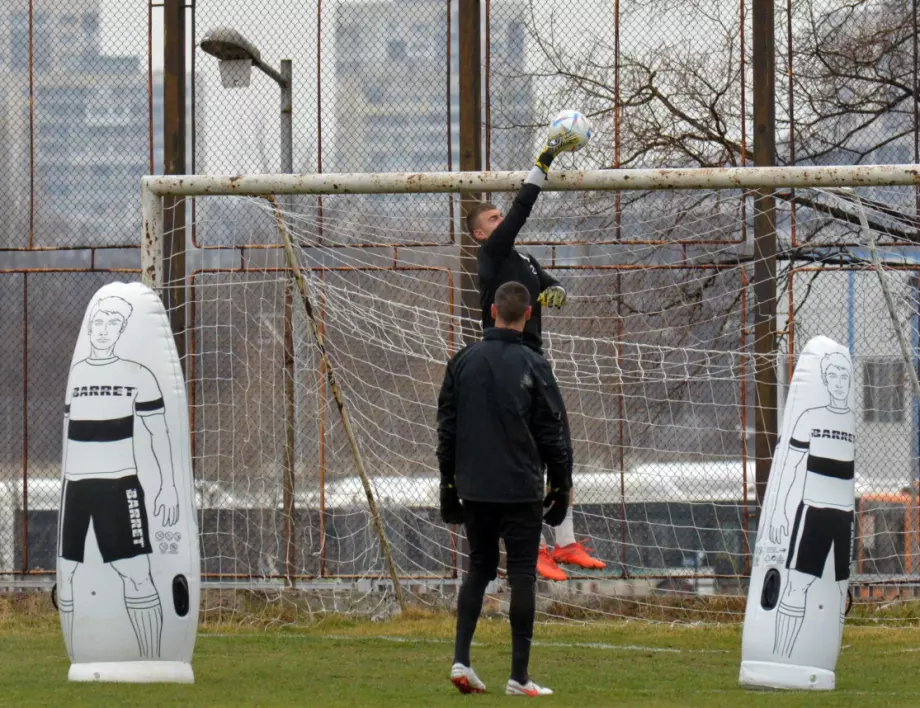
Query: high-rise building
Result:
<box><xmin>0</xmin><ymin>0</ymin><xmax>200</xmax><ymax>248</ymax></box>
<box><xmin>333</xmin><ymin>0</ymin><xmax>533</xmax><ymax>175</ymax></box>
<box><xmin>486</xmin><ymin>7</ymin><xmax>535</xmax><ymax>172</ymax></box>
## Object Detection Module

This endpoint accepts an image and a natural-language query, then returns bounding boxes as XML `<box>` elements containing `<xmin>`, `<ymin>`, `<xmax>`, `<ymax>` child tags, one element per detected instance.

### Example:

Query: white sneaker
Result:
<box><xmin>450</xmin><ymin>662</ymin><xmax>486</xmax><ymax>694</ymax></box>
<box><xmin>506</xmin><ymin>678</ymin><xmax>553</xmax><ymax>696</ymax></box>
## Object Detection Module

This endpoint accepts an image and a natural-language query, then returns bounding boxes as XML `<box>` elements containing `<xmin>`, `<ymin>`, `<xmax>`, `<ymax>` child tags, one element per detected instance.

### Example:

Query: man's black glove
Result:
<box><xmin>440</xmin><ymin>484</ymin><xmax>464</xmax><ymax>525</ymax></box>
<box><xmin>543</xmin><ymin>488</ymin><xmax>569</xmax><ymax>527</ymax></box>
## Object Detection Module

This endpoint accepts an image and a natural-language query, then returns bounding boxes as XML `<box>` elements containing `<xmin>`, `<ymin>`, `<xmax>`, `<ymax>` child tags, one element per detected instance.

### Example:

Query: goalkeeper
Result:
<box><xmin>464</xmin><ymin>132</ymin><xmax>605</xmax><ymax>581</ymax></box>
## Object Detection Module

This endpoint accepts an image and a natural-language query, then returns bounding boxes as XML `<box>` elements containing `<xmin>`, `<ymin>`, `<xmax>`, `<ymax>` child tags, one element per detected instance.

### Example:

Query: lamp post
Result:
<box><xmin>199</xmin><ymin>27</ymin><xmax>292</xmax><ymax>176</ymax></box>
<box><xmin>200</xmin><ymin>27</ymin><xmax>296</xmax><ymax>584</ymax></box>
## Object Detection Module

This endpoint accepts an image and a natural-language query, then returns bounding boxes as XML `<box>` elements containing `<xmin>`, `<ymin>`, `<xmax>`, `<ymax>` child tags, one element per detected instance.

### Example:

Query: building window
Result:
<box><xmin>387</xmin><ymin>40</ymin><xmax>407</xmax><ymax>61</ymax></box>
<box><xmin>507</xmin><ymin>21</ymin><xmax>525</xmax><ymax>55</ymax></box>
<box><xmin>82</xmin><ymin>13</ymin><xmax>100</xmax><ymax>35</ymax></box>
<box><xmin>863</xmin><ymin>359</ymin><xmax>905</xmax><ymax>423</ymax></box>
<box><xmin>12</xmin><ymin>13</ymin><xmax>29</xmax><ymax>70</ymax></box>
<box><xmin>364</xmin><ymin>84</ymin><xmax>386</xmax><ymax>105</ymax></box>
<box><xmin>35</xmin><ymin>16</ymin><xmax>51</xmax><ymax>70</ymax></box>
<box><xmin>12</xmin><ymin>13</ymin><xmax>51</xmax><ymax>70</ymax></box>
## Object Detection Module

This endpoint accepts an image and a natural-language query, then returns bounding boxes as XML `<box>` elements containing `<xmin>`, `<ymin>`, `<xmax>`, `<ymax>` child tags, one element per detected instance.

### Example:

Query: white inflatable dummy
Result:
<box><xmin>740</xmin><ymin>336</ymin><xmax>855</xmax><ymax>690</ymax></box>
<box><xmin>57</xmin><ymin>282</ymin><xmax>199</xmax><ymax>683</ymax></box>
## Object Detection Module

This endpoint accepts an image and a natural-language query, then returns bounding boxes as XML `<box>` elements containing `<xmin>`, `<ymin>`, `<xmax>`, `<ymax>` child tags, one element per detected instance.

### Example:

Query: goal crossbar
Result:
<box><xmin>141</xmin><ymin>164</ymin><xmax>920</xmax><ymax>287</ymax></box>
<box><xmin>141</xmin><ymin>164</ymin><xmax>920</xmax><ymax>197</ymax></box>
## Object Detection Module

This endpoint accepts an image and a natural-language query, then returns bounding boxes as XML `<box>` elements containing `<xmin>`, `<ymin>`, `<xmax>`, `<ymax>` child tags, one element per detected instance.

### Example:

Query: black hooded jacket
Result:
<box><xmin>436</xmin><ymin>328</ymin><xmax>572</xmax><ymax>503</ymax></box>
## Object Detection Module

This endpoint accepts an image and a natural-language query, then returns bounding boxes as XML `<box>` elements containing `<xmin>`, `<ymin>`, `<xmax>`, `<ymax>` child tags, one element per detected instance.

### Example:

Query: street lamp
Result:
<box><xmin>199</xmin><ymin>26</ymin><xmax>292</xmax><ymax>175</ymax></box>
<box><xmin>199</xmin><ymin>26</ymin><xmax>297</xmax><ymax>583</ymax></box>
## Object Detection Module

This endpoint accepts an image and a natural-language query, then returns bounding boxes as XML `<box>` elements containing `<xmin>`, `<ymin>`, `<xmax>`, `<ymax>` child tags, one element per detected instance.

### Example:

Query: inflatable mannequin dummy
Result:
<box><xmin>740</xmin><ymin>336</ymin><xmax>855</xmax><ymax>690</ymax></box>
<box><xmin>57</xmin><ymin>282</ymin><xmax>199</xmax><ymax>683</ymax></box>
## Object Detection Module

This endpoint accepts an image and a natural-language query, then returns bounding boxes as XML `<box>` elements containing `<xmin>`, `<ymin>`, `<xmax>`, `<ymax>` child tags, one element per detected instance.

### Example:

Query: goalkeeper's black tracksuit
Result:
<box><xmin>477</xmin><ymin>177</ymin><xmax>575</xmax><ymax>506</ymax></box>
<box><xmin>436</xmin><ymin>327</ymin><xmax>571</xmax><ymax>684</ymax></box>
<box><xmin>478</xmin><ymin>181</ymin><xmax>562</xmax><ymax>355</ymax></box>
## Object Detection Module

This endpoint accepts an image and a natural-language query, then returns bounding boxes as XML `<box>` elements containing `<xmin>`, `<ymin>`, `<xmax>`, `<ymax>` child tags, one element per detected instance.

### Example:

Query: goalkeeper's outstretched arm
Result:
<box><xmin>479</xmin><ymin>175</ymin><xmax>542</xmax><ymax>260</ymax></box>
<box><xmin>479</xmin><ymin>134</ymin><xmax>581</xmax><ymax>261</ymax></box>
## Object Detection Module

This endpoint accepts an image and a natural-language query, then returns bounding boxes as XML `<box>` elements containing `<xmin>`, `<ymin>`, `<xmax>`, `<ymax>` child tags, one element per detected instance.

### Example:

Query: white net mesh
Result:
<box><xmin>156</xmin><ymin>177</ymin><xmax>920</xmax><ymax>625</ymax></box>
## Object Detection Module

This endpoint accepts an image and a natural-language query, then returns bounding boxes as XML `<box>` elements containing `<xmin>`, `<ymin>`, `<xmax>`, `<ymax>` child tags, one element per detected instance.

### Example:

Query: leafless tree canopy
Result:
<box><xmin>526</xmin><ymin>0</ymin><xmax>915</xmax><ymax>170</ymax></box>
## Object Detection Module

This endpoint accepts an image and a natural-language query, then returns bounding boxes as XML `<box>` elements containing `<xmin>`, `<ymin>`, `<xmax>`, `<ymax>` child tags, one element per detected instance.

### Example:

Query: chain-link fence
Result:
<box><xmin>2</xmin><ymin>1</ymin><xmax>919</xmax><ymax>610</ymax></box>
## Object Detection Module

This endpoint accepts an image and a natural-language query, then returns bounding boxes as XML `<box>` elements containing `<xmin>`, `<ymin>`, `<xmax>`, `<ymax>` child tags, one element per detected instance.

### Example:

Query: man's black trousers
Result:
<box><xmin>463</xmin><ymin>500</ymin><xmax>543</xmax><ymax>578</ymax></box>
<box><xmin>454</xmin><ymin>500</ymin><xmax>543</xmax><ymax>684</ymax></box>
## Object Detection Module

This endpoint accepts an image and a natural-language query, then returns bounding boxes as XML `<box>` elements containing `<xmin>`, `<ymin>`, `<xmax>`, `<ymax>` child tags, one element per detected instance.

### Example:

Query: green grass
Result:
<box><xmin>1</xmin><ymin>599</ymin><xmax>919</xmax><ymax>707</ymax></box>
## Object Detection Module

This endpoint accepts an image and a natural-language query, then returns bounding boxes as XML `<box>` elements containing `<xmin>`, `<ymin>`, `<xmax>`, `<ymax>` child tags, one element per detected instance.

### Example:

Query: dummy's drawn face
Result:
<box><xmin>823</xmin><ymin>364</ymin><xmax>851</xmax><ymax>402</ymax></box>
<box><xmin>89</xmin><ymin>311</ymin><xmax>127</xmax><ymax>350</ymax></box>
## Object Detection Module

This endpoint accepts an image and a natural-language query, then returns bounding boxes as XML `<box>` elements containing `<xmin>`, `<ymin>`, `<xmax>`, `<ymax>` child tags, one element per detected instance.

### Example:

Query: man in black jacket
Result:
<box><xmin>465</xmin><ymin>139</ymin><xmax>606</xmax><ymax>580</ymax></box>
<box><xmin>438</xmin><ymin>281</ymin><xmax>571</xmax><ymax>697</ymax></box>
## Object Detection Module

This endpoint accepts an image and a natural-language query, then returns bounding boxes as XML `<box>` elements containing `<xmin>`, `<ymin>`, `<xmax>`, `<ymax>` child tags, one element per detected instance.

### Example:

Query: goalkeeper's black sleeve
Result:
<box><xmin>531</xmin><ymin>357</ymin><xmax>572</xmax><ymax>491</ymax></box>
<box><xmin>532</xmin><ymin>256</ymin><xmax>561</xmax><ymax>293</ymax></box>
<box><xmin>478</xmin><ymin>180</ymin><xmax>541</xmax><ymax>262</ymax></box>
<box><xmin>436</xmin><ymin>356</ymin><xmax>458</xmax><ymax>487</ymax></box>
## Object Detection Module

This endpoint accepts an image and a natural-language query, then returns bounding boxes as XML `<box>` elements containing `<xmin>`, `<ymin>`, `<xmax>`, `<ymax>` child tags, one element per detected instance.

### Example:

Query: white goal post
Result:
<box><xmin>139</xmin><ymin>164</ymin><xmax>920</xmax><ymax>625</ymax></box>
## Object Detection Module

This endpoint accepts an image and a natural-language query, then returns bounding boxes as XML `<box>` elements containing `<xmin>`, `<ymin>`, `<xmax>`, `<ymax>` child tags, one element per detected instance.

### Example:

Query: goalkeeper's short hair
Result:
<box><xmin>494</xmin><ymin>281</ymin><xmax>531</xmax><ymax>323</ymax></box>
<box><xmin>466</xmin><ymin>202</ymin><xmax>498</xmax><ymax>235</ymax></box>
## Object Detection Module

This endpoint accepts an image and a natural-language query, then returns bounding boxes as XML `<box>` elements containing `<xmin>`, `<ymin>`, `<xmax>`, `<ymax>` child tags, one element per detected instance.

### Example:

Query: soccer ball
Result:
<box><xmin>548</xmin><ymin>110</ymin><xmax>593</xmax><ymax>152</ymax></box>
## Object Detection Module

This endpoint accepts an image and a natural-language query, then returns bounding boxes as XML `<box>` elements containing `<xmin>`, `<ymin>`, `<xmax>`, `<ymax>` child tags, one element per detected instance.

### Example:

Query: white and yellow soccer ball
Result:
<box><xmin>548</xmin><ymin>110</ymin><xmax>593</xmax><ymax>152</ymax></box>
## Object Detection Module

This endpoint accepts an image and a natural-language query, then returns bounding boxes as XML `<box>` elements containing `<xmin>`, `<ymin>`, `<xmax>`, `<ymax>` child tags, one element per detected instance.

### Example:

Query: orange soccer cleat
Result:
<box><xmin>537</xmin><ymin>544</ymin><xmax>568</xmax><ymax>581</ymax></box>
<box><xmin>552</xmin><ymin>540</ymin><xmax>606</xmax><ymax>570</ymax></box>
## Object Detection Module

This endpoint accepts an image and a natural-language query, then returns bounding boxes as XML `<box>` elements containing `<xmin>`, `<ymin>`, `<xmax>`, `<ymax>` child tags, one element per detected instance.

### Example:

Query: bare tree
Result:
<box><xmin>524</xmin><ymin>0</ymin><xmax>915</xmax><ymax>169</ymax></box>
<box><xmin>790</xmin><ymin>0</ymin><xmax>915</xmax><ymax>166</ymax></box>
<box><xmin>512</xmin><ymin>0</ymin><xmax>917</xmax><ymax>462</ymax></box>
<box><xmin>516</xmin><ymin>0</ymin><xmax>918</xmax><ymax>263</ymax></box>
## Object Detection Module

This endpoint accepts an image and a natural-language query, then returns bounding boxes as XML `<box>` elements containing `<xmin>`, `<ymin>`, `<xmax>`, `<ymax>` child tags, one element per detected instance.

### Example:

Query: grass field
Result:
<box><xmin>2</xmin><ymin>596</ymin><xmax>919</xmax><ymax>707</ymax></box>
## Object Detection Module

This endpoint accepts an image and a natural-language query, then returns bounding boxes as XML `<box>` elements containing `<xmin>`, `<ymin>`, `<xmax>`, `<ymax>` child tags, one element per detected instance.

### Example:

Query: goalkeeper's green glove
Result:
<box><xmin>537</xmin><ymin>285</ymin><xmax>567</xmax><ymax>308</ymax></box>
<box><xmin>535</xmin><ymin>132</ymin><xmax>583</xmax><ymax>174</ymax></box>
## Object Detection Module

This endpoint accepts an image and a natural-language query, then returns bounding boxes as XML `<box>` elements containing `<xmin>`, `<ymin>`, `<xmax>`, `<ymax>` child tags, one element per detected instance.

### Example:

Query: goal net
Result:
<box><xmin>141</xmin><ymin>165</ymin><xmax>920</xmax><ymax>626</ymax></box>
